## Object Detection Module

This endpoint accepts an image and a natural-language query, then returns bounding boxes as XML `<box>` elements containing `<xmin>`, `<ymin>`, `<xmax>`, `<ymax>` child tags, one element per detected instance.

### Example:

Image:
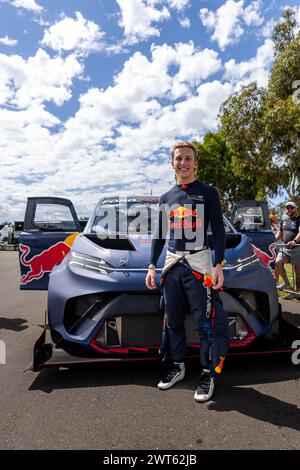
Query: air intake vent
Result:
<box><xmin>84</xmin><ymin>234</ymin><xmax>136</xmax><ymax>251</ymax></box>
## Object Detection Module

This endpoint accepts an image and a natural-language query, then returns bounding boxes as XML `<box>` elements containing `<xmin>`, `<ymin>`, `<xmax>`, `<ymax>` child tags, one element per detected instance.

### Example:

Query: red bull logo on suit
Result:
<box><xmin>169</xmin><ymin>205</ymin><xmax>201</xmax><ymax>229</ymax></box>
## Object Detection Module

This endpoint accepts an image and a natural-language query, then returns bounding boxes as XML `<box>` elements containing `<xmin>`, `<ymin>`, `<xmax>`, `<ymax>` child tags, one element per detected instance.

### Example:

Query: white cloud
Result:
<box><xmin>243</xmin><ymin>0</ymin><xmax>263</xmax><ymax>26</ymax></box>
<box><xmin>116</xmin><ymin>0</ymin><xmax>170</xmax><ymax>44</ymax></box>
<box><xmin>200</xmin><ymin>0</ymin><xmax>264</xmax><ymax>50</ymax></box>
<box><xmin>0</xmin><ymin>35</ymin><xmax>18</xmax><ymax>46</ymax></box>
<box><xmin>169</xmin><ymin>43</ymin><xmax>221</xmax><ymax>87</ymax></box>
<box><xmin>224</xmin><ymin>38</ymin><xmax>274</xmax><ymax>87</ymax></box>
<box><xmin>261</xmin><ymin>18</ymin><xmax>276</xmax><ymax>38</ymax></box>
<box><xmin>113</xmin><ymin>81</ymin><xmax>232</xmax><ymax>162</ymax></box>
<box><xmin>47</xmin><ymin>43</ymin><xmax>223</xmax><ymax>177</ymax></box>
<box><xmin>167</xmin><ymin>0</ymin><xmax>189</xmax><ymax>11</ymax></box>
<box><xmin>0</xmin><ymin>105</ymin><xmax>60</xmax><ymax>180</ymax></box>
<box><xmin>0</xmin><ymin>0</ymin><xmax>43</xmax><ymax>12</ymax></box>
<box><xmin>41</xmin><ymin>12</ymin><xmax>105</xmax><ymax>55</ymax></box>
<box><xmin>0</xmin><ymin>49</ymin><xmax>83</xmax><ymax>108</ymax></box>
<box><xmin>292</xmin><ymin>6</ymin><xmax>300</xmax><ymax>31</ymax></box>
<box><xmin>0</xmin><ymin>39</ymin><xmax>226</xmax><ymax>220</ymax></box>
<box><xmin>179</xmin><ymin>17</ymin><xmax>191</xmax><ymax>28</ymax></box>
<box><xmin>200</xmin><ymin>0</ymin><xmax>245</xmax><ymax>50</ymax></box>
<box><xmin>0</xmin><ymin>2</ymin><xmax>232</xmax><ymax>222</ymax></box>
<box><xmin>62</xmin><ymin>41</ymin><xmax>221</xmax><ymax>131</ymax></box>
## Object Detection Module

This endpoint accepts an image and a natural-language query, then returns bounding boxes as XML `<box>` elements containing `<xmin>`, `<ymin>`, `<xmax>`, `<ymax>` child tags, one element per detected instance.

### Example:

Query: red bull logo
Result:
<box><xmin>169</xmin><ymin>206</ymin><xmax>197</xmax><ymax>219</ymax></box>
<box><xmin>251</xmin><ymin>242</ymin><xmax>277</xmax><ymax>278</ymax></box>
<box><xmin>169</xmin><ymin>206</ymin><xmax>200</xmax><ymax>229</ymax></box>
<box><xmin>20</xmin><ymin>233</ymin><xmax>79</xmax><ymax>285</ymax></box>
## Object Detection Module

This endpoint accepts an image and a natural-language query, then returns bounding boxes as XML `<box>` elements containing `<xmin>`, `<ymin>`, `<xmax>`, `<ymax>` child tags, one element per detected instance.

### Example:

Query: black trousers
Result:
<box><xmin>162</xmin><ymin>261</ymin><xmax>230</xmax><ymax>375</ymax></box>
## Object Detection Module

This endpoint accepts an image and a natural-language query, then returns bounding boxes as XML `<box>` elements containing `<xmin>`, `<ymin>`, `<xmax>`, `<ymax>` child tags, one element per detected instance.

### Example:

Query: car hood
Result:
<box><xmin>71</xmin><ymin>233</ymin><xmax>166</xmax><ymax>269</ymax></box>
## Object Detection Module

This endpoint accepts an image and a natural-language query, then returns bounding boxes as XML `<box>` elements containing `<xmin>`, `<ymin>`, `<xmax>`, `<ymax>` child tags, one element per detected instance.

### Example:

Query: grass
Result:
<box><xmin>277</xmin><ymin>263</ymin><xmax>300</xmax><ymax>301</ymax></box>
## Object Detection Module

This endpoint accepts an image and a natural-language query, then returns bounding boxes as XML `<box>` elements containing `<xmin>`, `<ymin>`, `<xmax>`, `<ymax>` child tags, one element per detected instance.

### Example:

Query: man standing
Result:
<box><xmin>275</xmin><ymin>201</ymin><xmax>300</xmax><ymax>290</ymax></box>
<box><xmin>145</xmin><ymin>142</ymin><xmax>229</xmax><ymax>402</ymax></box>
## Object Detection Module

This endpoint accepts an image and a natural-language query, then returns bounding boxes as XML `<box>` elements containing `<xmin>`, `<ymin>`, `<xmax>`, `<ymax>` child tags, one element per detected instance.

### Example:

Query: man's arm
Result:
<box><xmin>275</xmin><ymin>230</ymin><xmax>283</xmax><ymax>241</ymax></box>
<box><xmin>276</xmin><ymin>220</ymin><xmax>283</xmax><ymax>241</ymax></box>
<box><xmin>287</xmin><ymin>225</ymin><xmax>300</xmax><ymax>247</ymax></box>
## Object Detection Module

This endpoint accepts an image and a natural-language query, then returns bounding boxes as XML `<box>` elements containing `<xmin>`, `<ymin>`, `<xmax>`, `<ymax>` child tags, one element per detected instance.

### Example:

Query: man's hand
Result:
<box><xmin>145</xmin><ymin>268</ymin><xmax>156</xmax><ymax>289</ymax></box>
<box><xmin>212</xmin><ymin>264</ymin><xmax>224</xmax><ymax>290</ymax></box>
<box><xmin>287</xmin><ymin>240</ymin><xmax>297</xmax><ymax>248</ymax></box>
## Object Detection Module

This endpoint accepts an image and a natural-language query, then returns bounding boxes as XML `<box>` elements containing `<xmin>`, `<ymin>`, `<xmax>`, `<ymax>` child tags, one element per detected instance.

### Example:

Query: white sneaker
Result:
<box><xmin>157</xmin><ymin>362</ymin><xmax>185</xmax><ymax>390</ymax></box>
<box><xmin>194</xmin><ymin>370</ymin><xmax>214</xmax><ymax>402</ymax></box>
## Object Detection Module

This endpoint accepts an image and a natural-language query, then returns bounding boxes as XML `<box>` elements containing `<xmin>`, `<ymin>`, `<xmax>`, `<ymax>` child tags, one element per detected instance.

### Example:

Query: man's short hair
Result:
<box><xmin>171</xmin><ymin>141</ymin><xmax>198</xmax><ymax>161</ymax></box>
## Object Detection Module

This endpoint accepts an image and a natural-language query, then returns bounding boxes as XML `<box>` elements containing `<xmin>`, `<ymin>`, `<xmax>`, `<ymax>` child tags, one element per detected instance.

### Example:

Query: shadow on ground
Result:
<box><xmin>28</xmin><ymin>351</ymin><xmax>300</xmax><ymax>385</ymax></box>
<box><xmin>0</xmin><ymin>317</ymin><xmax>28</xmax><ymax>331</ymax></box>
<box><xmin>28</xmin><ymin>355</ymin><xmax>300</xmax><ymax>432</ymax></box>
<box><xmin>208</xmin><ymin>384</ymin><xmax>300</xmax><ymax>433</ymax></box>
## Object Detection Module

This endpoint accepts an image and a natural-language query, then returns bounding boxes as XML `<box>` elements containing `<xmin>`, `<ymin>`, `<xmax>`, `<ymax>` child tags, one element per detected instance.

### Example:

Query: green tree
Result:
<box><xmin>272</xmin><ymin>7</ymin><xmax>296</xmax><ymax>58</ymax></box>
<box><xmin>218</xmin><ymin>83</ymin><xmax>286</xmax><ymax>200</ymax></box>
<box><xmin>195</xmin><ymin>9</ymin><xmax>299</xmax><ymax>205</ymax></box>
<box><xmin>269</xmin><ymin>31</ymin><xmax>300</xmax><ymax>100</ymax></box>
<box><xmin>266</xmin><ymin>29</ymin><xmax>300</xmax><ymax>197</ymax></box>
<box><xmin>194</xmin><ymin>130</ymin><xmax>274</xmax><ymax>213</ymax></box>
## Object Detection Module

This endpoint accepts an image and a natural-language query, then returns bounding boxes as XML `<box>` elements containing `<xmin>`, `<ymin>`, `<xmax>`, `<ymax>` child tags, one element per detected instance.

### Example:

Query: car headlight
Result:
<box><xmin>69</xmin><ymin>251</ymin><xmax>115</xmax><ymax>274</ymax></box>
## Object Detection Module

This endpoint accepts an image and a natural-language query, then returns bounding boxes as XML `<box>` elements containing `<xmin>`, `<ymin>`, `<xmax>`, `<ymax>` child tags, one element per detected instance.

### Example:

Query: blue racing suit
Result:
<box><xmin>150</xmin><ymin>180</ymin><xmax>230</xmax><ymax>376</ymax></box>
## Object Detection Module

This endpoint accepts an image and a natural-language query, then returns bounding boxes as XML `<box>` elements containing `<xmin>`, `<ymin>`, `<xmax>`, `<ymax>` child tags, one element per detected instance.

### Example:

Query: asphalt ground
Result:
<box><xmin>0</xmin><ymin>251</ymin><xmax>299</xmax><ymax>450</ymax></box>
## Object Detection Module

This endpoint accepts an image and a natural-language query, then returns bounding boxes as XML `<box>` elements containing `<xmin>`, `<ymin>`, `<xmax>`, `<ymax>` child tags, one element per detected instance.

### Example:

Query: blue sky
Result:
<box><xmin>0</xmin><ymin>0</ymin><xmax>299</xmax><ymax>221</ymax></box>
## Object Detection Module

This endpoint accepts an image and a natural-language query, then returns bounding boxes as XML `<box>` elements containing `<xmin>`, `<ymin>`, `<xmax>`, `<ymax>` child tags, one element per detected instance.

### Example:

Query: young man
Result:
<box><xmin>276</xmin><ymin>201</ymin><xmax>300</xmax><ymax>290</ymax></box>
<box><xmin>145</xmin><ymin>141</ymin><xmax>229</xmax><ymax>402</ymax></box>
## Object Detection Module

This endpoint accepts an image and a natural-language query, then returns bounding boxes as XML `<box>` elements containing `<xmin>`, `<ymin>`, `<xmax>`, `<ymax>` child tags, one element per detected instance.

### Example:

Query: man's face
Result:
<box><xmin>172</xmin><ymin>147</ymin><xmax>197</xmax><ymax>182</ymax></box>
<box><xmin>286</xmin><ymin>205</ymin><xmax>297</xmax><ymax>218</ymax></box>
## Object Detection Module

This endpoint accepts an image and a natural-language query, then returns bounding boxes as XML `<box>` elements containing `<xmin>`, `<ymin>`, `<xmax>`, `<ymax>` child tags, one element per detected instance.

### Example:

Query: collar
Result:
<box><xmin>177</xmin><ymin>179</ymin><xmax>197</xmax><ymax>190</ymax></box>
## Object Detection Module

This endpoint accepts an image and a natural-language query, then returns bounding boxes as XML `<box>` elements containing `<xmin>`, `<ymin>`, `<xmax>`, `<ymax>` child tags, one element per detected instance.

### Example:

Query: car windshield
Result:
<box><xmin>88</xmin><ymin>196</ymin><xmax>235</xmax><ymax>237</ymax></box>
<box><xmin>90</xmin><ymin>197</ymin><xmax>160</xmax><ymax>236</ymax></box>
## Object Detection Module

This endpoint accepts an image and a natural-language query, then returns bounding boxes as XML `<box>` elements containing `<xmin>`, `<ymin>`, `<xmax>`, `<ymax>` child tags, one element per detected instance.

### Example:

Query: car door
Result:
<box><xmin>19</xmin><ymin>197</ymin><xmax>82</xmax><ymax>290</ymax></box>
<box><xmin>230</xmin><ymin>200</ymin><xmax>277</xmax><ymax>271</ymax></box>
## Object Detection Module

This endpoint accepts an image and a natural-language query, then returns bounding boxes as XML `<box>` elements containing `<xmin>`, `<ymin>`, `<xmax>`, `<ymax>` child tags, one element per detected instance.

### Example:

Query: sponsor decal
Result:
<box><xmin>169</xmin><ymin>205</ymin><xmax>201</xmax><ymax>230</ymax></box>
<box><xmin>187</xmin><ymin>194</ymin><xmax>204</xmax><ymax>201</ymax></box>
<box><xmin>119</xmin><ymin>256</ymin><xmax>129</xmax><ymax>267</ymax></box>
<box><xmin>223</xmin><ymin>254</ymin><xmax>259</xmax><ymax>272</ymax></box>
<box><xmin>169</xmin><ymin>219</ymin><xmax>201</xmax><ymax>229</ymax></box>
<box><xmin>224</xmin><ymin>243</ymin><xmax>276</xmax><ymax>274</ymax></box>
<box><xmin>203</xmin><ymin>275</ymin><xmax>213</xmax><ymax>318</ymax></box>
<box><xmin>169</xmin><ymin>206</ymin><xmax>197</xmax><ymax>219</ymax></box>
<box><xmin>251</xmin><ymin>242</ymin><xmax>277</xmax><ymax>277</ymax></box>
<box><xmin>20</xmin><ymin>233</ymin><xmax>79</xmax><ymax>285</ymax></box>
